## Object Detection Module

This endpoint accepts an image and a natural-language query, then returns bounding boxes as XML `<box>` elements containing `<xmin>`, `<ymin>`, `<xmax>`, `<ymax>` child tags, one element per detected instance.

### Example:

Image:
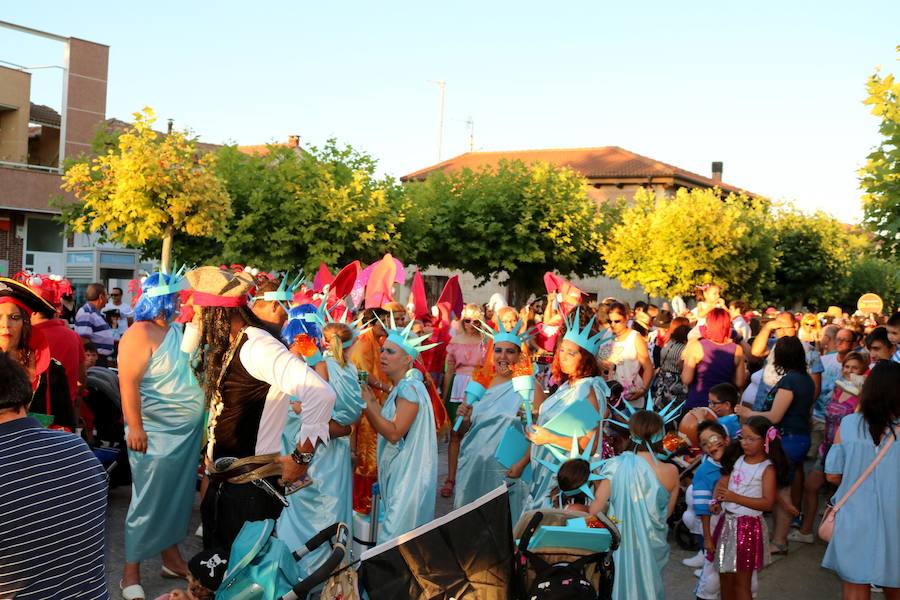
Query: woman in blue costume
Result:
<box><xmin>525</xmin><ymin>308</ymin><xmax>609</xmax><ymax>514</ymax></box>
<box><xmin>119</xmin><ymin>269</ymin><xmax>206</xmax><ymax>599</ymax></box>
<box><xmin>822</xmin><ymin>361</ymin><xmax>900</xmax><ymax>596</ymax></box>
<box><xmin>454</xmin><ymin>318</ymin><xmax>544</xmax><ymax>517</ymax></box>
<box><xmin>590</xmin><ymin>410</ymin><xmax>679</xmax><ymax>600</ymax></box>
<box><xmin>361</xmin><ymin>317</ymin><xmax>438</xmax><ymax>543</ymax></box>
<box><xmin>277</xmin><ymin>313</ymin><xmax>365</xmax><ymax>577</ymax></box>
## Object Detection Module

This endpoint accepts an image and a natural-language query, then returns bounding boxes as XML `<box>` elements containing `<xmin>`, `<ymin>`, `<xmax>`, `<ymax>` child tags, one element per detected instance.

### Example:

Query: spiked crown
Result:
<box><xmin>475</xmin><ymin>318</ymin><xmax>532</xmax><ymax>348</ymax></box>
<box><xmin>536</xmin><ymin>432</ymin><xmax>605</xmax><ymax>502</ymax></box>
<box><xmin>562</xmin><ymin>307</ymin><xmax>613</xmax><ymax>355</ymax></box>
<box><xmin>254</xmin><ymin>271</ymin><xmax>305</xmax><ymax>312</ymax></box>
<box><xmin>313</xmin><ymin>302</ymin><xmax>365</xmax><ymax>349</ymax></box>
<box><xmin>379</xmin><ymin>312</ymin><xmax>440</xmax><ymax>359</ymax></box>
<box><xmin>145</xmin><ymin>261</ymin><xmax>189</xmax><ymax>298</ymax></box>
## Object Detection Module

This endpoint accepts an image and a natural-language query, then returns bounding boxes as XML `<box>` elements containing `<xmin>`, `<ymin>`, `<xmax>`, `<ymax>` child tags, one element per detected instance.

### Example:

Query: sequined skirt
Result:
<box><xmin>713</xmin><ymin>512</ymin><xmax>770</xmax><ymax>573</ymax></box>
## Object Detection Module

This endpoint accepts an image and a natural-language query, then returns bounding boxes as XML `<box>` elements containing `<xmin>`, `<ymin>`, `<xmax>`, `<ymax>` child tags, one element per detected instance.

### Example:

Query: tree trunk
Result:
<box><xmin>160</xmin><ymin>223</ymin><xmax>174</xmax><ymax>273</ymax></box>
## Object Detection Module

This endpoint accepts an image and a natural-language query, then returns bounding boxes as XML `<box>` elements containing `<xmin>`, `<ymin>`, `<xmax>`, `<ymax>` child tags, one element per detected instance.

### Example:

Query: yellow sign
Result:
<box><xmin>857</xmin><ymin>293</ymin><xmax>884</xmax><ymax>315</ymax></box>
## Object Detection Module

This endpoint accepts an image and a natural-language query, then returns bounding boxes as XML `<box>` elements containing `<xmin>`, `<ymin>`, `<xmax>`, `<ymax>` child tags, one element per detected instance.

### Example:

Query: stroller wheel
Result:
<box><xmin>673</xmin><ymin>521</ymin><xmax>698</xmax><ymax>551</ymax></box>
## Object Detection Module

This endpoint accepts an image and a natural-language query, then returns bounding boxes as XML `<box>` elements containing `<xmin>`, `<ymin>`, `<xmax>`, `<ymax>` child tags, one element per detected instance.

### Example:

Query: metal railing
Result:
<box><xmin>0</xmin><ymin>160</ymin><xmax>61</xmax><ymax>174</ymax></box>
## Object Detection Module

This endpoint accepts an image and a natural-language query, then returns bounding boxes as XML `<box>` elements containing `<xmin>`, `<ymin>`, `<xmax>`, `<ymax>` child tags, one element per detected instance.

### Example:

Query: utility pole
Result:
<box><xmin>465</xmin><ymin>116</ymin><xmax>474</xmax><ymax>152</ymax></box>
<box><xmin>429</xmin><ymin>80</ymin><xmax>446</xmax><ymax>162</ymax></box>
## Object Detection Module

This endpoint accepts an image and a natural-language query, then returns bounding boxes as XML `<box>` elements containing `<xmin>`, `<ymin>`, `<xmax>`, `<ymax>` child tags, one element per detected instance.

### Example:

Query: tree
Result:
<box><xmin>405</xmin><ymin>160</ymin><xmax>607</xmax><ymax>301</ymax></box>
<box><xmin>770</xmin><ymin>207</ymin><xmax>856</xmax><ymax>308</ymax></box>
<box><xmin>61</xmin><ymin>107</ymin><xmax>230</xmax><ymax>270</ymax></box>
<box><xmin>602</xmin><ymin>187</ymin><xmax>776</xmax><ymax>303</ymax></box>
<box><xmin>840</xmin><ymin>253</ymin><xmax>900</xmax><ymax>312</ymax></box>
<box><xmin>860</xmin><ymin>46</ymin><xmax>900</xmax><ymax>258</ymax></box>
<box><xmin>212</xmin><ymin>140</ymin><xmax>411</xmax><ymax>272</ymax></box>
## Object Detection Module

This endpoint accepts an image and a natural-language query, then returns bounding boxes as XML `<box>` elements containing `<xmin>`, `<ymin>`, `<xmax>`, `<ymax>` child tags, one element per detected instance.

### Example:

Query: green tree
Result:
<box><xmin>770</xmin><ymin>207</ymin><xmax>856</xmax><ymax>308</ymax></box>
<box><xmin>602</xmin><ymin>187</ymin><xmax>776</xmax><ymax>303</ymax></box>
<box><xmin>839</xmin><ymin>253</ymin><xmax>900</xmax><ymax>312</ymax></box>
<box><xmin>860</xmin><ymin>46</ymin><xmax>900</xmax><ymax>258</ymax></box>
<box><xmin>61</xmin><ymin>107</ymin><xmax>231</xmax><ymax>270</ymax></box>
<box><xmin>405</xmin><ymin>160</ymin><xmax>607</xmax><ymax>300</ymax></box>
<box><xmin>211</xmin><ymin>140</ymin><xmax>411</xmax><ymax>272</ymax></box>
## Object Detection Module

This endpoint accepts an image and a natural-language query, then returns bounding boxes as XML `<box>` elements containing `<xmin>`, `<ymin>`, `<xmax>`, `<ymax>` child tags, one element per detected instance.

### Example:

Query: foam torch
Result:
<box><xmin>453</xmin><ymin>371</ymin><xmax>491</xmax><ymax>431</ymax></box>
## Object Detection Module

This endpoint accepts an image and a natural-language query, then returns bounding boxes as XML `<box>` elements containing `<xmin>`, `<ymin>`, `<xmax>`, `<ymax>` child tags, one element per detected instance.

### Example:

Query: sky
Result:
<box><xmin>2</xmin><ymin>1</ymin><xmax>898</xmax><ymax>224</ymax></box>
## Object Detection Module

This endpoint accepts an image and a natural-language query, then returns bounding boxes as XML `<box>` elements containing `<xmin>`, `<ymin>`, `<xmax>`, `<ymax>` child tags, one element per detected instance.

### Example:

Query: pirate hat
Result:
<box><xmin>0</xmin><ymin>277</ymin><xmax>56</xmax><ymax>315</ymax></box>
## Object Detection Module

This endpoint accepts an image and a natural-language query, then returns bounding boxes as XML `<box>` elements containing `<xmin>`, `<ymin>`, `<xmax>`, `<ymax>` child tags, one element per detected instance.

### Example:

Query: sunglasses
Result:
<box><xmin>462</xmin><ymin>318</ymin><xmax>474</xmax><ymax>324</ymax></box>
<box><xmin>111</xmin><ymin>293</ymin><xmax>122</xmax><ymax>298</ymax></box>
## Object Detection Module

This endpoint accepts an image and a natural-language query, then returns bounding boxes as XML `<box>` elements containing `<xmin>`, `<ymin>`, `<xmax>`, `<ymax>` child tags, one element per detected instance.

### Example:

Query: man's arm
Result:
<box><xmin>241</xmin><ymin>330</ymin><xmax>336</xmax><ymax>447</ymax></box>
<box><xmin>750</xmin><ymin>323</ymin><xmax>774</xmax><ymax>359</ymax></box>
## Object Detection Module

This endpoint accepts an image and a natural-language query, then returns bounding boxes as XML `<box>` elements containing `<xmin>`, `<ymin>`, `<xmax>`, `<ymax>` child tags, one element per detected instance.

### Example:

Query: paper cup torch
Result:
<box><xmin>453</xmin><ymin>378</ymin><xmax>488</xmax><ymax>431</ymax></box>
<box><xmin>511</xmin><ymin>374</ymin><xmax>535</xmax><ymax>429</ymax></box>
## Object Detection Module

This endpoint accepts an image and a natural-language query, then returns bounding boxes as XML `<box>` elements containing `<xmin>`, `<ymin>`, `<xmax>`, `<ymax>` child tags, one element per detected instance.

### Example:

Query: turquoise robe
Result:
<box><xmin>277</xmin><ymin>357</ymin><xmax>364</xmax><ymax>577</ymax></box>
<box><xmin>454</xmin><ymin>381</ymin><xmax>529</xmax><ymax>518</ymax></box>
<box><xmin>377</xmin><ymin>370</ymin><xmax>437</xmax><ymax>544</ymax></box>
<box><xmin>601</xmin><ymin>452</ymin><xmax>670</xmax><ymax>600</ymax></box>
<box><xmin>125</xmin><ymin>324</ymin><xmax>205</xmax><ymax>563</ymax></box>
<box><xmin>525</xmin><ymin>376</ymin><xmax>608</xmax><ymax>513</ymax></box>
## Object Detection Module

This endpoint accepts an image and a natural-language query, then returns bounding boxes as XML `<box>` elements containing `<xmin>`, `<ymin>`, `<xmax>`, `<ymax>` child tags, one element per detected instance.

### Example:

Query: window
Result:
<box><xmin>25</xmin><ymin>218</ymin><xmax>64</xmax><ymax>253</ymax></box>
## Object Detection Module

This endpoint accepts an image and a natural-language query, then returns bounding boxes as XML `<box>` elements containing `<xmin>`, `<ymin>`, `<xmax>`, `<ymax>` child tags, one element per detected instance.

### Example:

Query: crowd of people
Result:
<box><xmin>0</xmin><ymin>269</ymin><xmax>898</xmax><ymax>600</ymax></box>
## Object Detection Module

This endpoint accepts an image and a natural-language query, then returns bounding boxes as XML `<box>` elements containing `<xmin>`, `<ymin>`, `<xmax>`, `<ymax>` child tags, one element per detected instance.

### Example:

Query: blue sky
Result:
<box><xmin>2</xmin><ymin>1</ymin><xmax>898</xmax><ymax>223</ymax></box>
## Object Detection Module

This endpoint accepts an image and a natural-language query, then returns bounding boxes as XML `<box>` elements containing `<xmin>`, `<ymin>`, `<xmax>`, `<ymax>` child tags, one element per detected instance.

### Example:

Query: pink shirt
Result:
<box><xmin>446</xmin><ymin>341</ymin><xmax>484</xmax><ymax>375</ymax></box>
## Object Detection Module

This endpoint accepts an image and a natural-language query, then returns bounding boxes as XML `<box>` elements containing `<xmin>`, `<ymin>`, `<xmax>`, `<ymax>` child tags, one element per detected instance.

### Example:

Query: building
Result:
<box><xmin>0</xmin><ymin>21</ymin><xmax>143</xmax><ymax>298</ymax></box>
<box><xmin>400</xmin><ymin>146</ymin><xmax>754</xmax><ymax>305</ymax></box>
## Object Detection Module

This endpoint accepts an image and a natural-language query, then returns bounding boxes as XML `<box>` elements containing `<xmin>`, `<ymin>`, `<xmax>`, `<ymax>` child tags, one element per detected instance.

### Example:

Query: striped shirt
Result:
<box><xmin>74</xmin><ymin>303</ymin><xmax>114</xmax><ymax>356</ymax></box>
<box><xmin>0</xmin><ymin>417</ymin><xmax>109</xmax><ymax>599</ymax></box>
<box><xmin>692</xmin><ymin>456</ymin><xmax>722</xmax><ymax>517</ymax></box>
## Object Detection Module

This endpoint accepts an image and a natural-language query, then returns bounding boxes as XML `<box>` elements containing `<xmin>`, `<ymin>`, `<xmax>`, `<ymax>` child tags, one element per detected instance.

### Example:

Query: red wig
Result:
<box><xmin>551</xmin><ymin>343</ymin><xmax>601</xmax><ymax>382</ymax></box>
<box><xmin>704</xmin><ymin>308</ymin><xmax>732</xmax><ymax>344</ymax></box>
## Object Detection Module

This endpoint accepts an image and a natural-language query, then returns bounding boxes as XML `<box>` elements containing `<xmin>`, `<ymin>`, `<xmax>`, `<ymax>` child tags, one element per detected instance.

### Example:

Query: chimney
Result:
<box><xmin>711</xmin><ymin>161</ymin><xmax>723</xmax><ymax>184</ymax></box>
<box><xmin>287</xmin><ymin>135</ymin><xmax>300</xmax><ymax>148</ymax></box>
<box><xmin>167</xmin><ymin>119</ymin><xmax>174</xmax><ymax>134</ymax></box>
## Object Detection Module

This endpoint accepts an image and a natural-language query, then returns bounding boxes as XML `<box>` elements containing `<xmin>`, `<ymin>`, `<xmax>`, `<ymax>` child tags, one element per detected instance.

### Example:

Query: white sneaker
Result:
<box><xmin>787</xmin><ymin>530</ymin><xmax>814</xmax><ymax>544</ymax></box>
<box><xmin>195</xmin><ymin>524</ymin><xmax>203</xmax><ymax>538</ymax></box>
<box><xmin>682</xmin><ymin>550</ymin><xmax>705</xmax><ymax>568</ymax></box>
<box><xmin>694</xmin><ymin>568</ymin><xmax>703</xmax><ymax>578</ymax></box>
<box><xmin>871</xmin><ymin>585</ymin><xmax>883</xmax><ymax>593</ymax></box>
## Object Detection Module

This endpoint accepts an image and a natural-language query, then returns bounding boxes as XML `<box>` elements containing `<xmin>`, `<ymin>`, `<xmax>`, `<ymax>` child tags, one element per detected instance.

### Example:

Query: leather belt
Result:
<box><xmin>208</xmin><ymin>454</ymin><xmax>282</xmax><ymax>484</ymax></box>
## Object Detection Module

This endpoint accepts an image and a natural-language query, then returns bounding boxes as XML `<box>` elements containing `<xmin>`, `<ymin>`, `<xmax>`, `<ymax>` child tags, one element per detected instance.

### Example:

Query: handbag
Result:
<box><xmin>819</xmin><ymin>426</ymin><xmax>897</xmax><ymax>542</ymax></box>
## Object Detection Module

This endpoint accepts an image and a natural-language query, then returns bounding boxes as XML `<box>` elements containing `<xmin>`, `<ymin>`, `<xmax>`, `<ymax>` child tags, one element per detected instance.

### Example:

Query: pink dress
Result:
<box><xmin>445</xmin><ymin>341</ymin><xmax>484</xmax><ymax>403</ymax></box>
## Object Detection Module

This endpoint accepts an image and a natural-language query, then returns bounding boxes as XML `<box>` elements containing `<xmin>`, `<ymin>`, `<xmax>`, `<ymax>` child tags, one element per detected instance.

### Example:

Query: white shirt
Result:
<box><xmin>239</xmin><ymin>327</ymin><xmax>335</xmax><ymax>454</ymax></box>
<box><xmin>183</xmin><ymin>323</ymin><xmax>336</xmax><ymax>455</ymax></box>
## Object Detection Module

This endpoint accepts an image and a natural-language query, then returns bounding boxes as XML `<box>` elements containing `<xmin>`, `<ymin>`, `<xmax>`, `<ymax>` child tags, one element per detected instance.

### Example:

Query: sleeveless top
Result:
<box><xmin>685</xmin><ymin>338</ymin><xmax>737</xmax><ymax>409</ymax></box>
<box><xmin>608</xmin><ymin>330</ymin><xmax>642</xmax><ymax>391</ymax></box>
<box><xmin>723</xmin><ymin>456</ymin><xmax>771</xmax><ymax>516</ymax></box>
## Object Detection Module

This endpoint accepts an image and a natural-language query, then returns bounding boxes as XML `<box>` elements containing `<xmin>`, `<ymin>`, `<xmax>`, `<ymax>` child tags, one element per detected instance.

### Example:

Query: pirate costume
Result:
<box><xmin>0</xmin><ymin>277</ymin><xmax>75</xmax><ymax>430</ymax></box>
<box><xmin>186</xmin><ymin>267</ymin><xmax>336</xmax><ymax>552</ymax></box>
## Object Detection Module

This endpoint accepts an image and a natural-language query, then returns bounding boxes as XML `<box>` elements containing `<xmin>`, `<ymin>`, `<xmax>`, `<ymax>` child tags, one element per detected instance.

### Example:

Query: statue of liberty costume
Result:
<box><xmin>125</xmin><ymin>268</ymin><xmax>206</xmax><ymax>563</ymax></box>
<box><xmin>525</xmin><ymin>309</ymin><xmax>610</xmax><ymax>514</ymax></box>
<box><xmin>600</xmin><ymin>452</ymin><xmax>670</xmax><ymax>600</ymax></box>
<box><xmin>456</xmin><ymin>382</ymin><xmax>531</xmax><ymax>515</ymax></box>
<box><xmin>275</xmin><ymin>300</ymin><xmax>366</xmax><ymax>575</ymax></box>
<box><xmin>277</xmin><ymin>355</ymin><xmax>364</xmax><ymax>577</ymax></box>
<box><xmin>374</xmin><ymin>315</ymin><xmax>439</xmax><ymax>543</ymax></box>
<box><xmin>455</xmin><ymin>319</ymin><xmax>533</xmax><ymax>516</ymax></box>
<box><xmin>525</xmin><ymin>376</ymin><xmax>607</xmax><ymax>512</ymax></box>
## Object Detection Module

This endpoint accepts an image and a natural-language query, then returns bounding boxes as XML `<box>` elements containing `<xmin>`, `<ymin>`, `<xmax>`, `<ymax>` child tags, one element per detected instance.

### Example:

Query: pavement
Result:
<box><xmin>104</xmin><ymin>443</ymin><xmax>844</xmax><ymax>599</ymax></box>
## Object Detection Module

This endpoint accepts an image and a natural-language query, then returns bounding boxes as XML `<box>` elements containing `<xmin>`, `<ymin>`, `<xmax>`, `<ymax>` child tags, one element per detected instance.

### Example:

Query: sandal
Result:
<box><xmin>769</xmin><ymin>542</ymin><xmax>789</xmax><ymax>556</ymax></box>
<box><xmin>439</xmin><ymin>479</ymin><xmax>455</xmax><ymax>498</ymax></box>
<box><xmin>119</xmin><ymin>580</ymin><xmax>145</xmax><ymax>600</ymax></box>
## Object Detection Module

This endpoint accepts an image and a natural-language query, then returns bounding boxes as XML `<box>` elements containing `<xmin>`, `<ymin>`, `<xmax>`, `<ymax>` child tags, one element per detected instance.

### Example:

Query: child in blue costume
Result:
<box><xmin>454</xmin><ymin>319</ymin><xmax>542</xmax><ymax>517</ymax></box>
<box><xmin>277</xmin><ymin>312</ymin><xmax>365</xmax><ymax>577</ymax></box>
<box><xmin>120</xmin><ymin>268</ymin><xmax>206</xmax><ymax>596</ymax></box>
<box><xmin>525</xmin><ymin>308</ymin><xmax>609</xmax><ymax>515</ymax></box>
<box><xmin>590</xmin><ymin>410</ymin><xmax>679</xmax><ymax>600</ymax></box>
<box><xmin>361</xmin><ymin>315</ymin><xmax>439</xmax><ymax>543</ymax></box>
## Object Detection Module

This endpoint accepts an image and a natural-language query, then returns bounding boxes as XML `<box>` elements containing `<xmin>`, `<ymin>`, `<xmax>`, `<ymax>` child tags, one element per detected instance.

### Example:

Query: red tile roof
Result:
<box><xmin>400</xmin><ymin>146</ymin><xmax>749</xmax><ymax>194</ymax></box>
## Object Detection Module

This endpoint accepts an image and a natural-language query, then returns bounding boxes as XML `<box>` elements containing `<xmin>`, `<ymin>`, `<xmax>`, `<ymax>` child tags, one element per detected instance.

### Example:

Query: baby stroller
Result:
<box><xmin>514</xmin><ymin>509</ymin><xmax>620</xmax><ymax>600</ymax></box>
<box><xmin>215</xmin><ymin>519</ymin><xmax>349</xmax><ymax>600</ymax></box>
<box><xmin>83</xmin><ymin>366</ymin><xmax>131</xmax><ymax>486</ymax></box>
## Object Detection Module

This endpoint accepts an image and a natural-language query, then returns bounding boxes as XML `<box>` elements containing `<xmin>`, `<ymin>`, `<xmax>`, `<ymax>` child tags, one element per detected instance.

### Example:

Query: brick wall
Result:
<box><xmin>0</xmin><ymin>212</ymin><xmax>24</xmax><ymax>275</ymax></box>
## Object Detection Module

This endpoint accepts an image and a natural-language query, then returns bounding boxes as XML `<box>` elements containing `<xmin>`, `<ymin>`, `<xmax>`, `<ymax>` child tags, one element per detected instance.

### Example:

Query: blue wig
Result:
<box><xmin>281</xmin><ymin>303</ymin><xmax>322</xmax><ymax>347</ymax></box>
<box><xmin>133</xmin><ymin>273</ymin><xmax>179</xmax><ymax>322</ymax></box>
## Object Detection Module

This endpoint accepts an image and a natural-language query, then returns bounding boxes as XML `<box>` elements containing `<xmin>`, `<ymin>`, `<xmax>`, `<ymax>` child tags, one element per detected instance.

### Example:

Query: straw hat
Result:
<box><xmin>186</xmin><ymin>266</ymin><xmax>255</xmax><ymax>307</ymax></box>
